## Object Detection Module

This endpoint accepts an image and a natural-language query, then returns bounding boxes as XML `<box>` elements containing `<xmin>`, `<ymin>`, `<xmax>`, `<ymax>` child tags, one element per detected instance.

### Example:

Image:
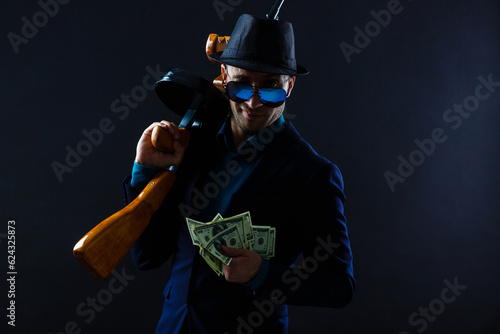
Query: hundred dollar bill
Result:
<box><xmin>266</xmin><ymin>227</ymin><xmax>276</xmax><ymax>259</ymax></box>
<box><xmin>207</xmin><ymin>211</ymin><xmax>253</xmax><ymax>246</ymax></box>
<box><xmin>221</xmin><ymin>211</ymin><xmax>254</xmax><ymax>246</ymax></box>
<box><xmin>201</xmin><ymin>213</ymin><xmax>225</xmax><ymax>275</ymax></box>
<box><xmin>219</xmin><ymin>225</ymin><xmax>245</xmax><ymax>249</ymax></box>
<box><xmin>186</xmin><ymin>213</ymin><xmax>225</xmax><ymax>246</ymax></box>
<box><xmin>186</xmin><ymin>218</ymin><xmax>205</xmax><ymax>246</ymax></box>
<box><xmin>199</xmin><ymin>247</ymin><xmax>223</xmax><ymax>276</ymax></box>
<box><xmin>212</xmin><ymin>213</ymin><xmax>223</xmax><ymax>221</ymax></box>
<box><xmin>251</xmin><ymin>226</ymin><xmax>271</xmax><ymax>257</ymax></box>
<box><xmin>235</xmin><ymin>211</ymin><xmax>254</xmax><ymax>246</ymax></box>
<box><xmin>204</xmin><ymin>225</ymin><xmax>244</xmax><ymax>266</ymax></box>
<box><xmin>193</xmin><ymin>213</ymin><xmax>251</xmax><ymax>248</ymax></box>
<box><xmin>194</xmin><ymin>224</ymin><xmax>218</xmax><ymax>247</ymax></box>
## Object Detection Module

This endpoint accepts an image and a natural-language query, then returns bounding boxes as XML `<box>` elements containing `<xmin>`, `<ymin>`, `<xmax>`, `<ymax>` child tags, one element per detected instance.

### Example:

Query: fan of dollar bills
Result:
<box><xmin>186</xmin><ymin>212</ymin><xmax>275</xmax><ymax>276</ymax></box>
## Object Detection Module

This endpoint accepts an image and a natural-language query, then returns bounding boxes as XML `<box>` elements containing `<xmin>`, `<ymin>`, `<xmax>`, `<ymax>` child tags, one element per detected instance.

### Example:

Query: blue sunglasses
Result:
<box><xmin>225</xmin><ymin>81</ymin><xmax>288</xmax><ymax>108</ymax></box>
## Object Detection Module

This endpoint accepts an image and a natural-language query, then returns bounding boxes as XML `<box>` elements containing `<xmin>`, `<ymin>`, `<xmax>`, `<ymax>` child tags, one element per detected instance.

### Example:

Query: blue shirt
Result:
<box><xmin>130</xmin><ymin>115</ymin><xmax>285</xmax><ymax>289</ymax></box>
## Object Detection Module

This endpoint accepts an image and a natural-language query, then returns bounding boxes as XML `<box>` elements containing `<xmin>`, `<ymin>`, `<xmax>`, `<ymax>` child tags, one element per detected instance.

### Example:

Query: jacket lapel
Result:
<box><xmin>225</xmin><ymin>121</ymin><xmax>302</xmax><ymax>214</ymax></box>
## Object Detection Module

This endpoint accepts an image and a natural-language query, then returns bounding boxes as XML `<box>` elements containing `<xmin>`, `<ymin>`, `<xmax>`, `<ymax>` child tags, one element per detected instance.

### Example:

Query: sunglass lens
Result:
<box><xmin>259</xmin><ymin>88</ymin><xmax>287</xmax><ymax>107</ymax></box>
<box><xmin>226</xmin><ymin>82</ymin><xmax>253</xmax><ymax>102</ymax></box>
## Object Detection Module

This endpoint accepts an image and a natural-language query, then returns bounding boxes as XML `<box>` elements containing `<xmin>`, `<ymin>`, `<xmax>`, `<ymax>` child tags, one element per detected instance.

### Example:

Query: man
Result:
<box><xmin>123</xmin><ymin>14</ymin><xmax>355</xmax><ymax>334</ymax></box>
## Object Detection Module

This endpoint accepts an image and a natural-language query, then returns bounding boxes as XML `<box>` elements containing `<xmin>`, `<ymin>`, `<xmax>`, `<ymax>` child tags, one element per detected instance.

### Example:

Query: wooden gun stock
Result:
<box><xmin>73</xmin><ymin>126</ymin><xmax>190</xmax><ymax>280</ymax></box>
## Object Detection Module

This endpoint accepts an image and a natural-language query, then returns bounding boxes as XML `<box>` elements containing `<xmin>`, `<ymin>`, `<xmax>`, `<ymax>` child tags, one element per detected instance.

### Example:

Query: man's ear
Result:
<box><xmin>221</xmin><ymin>64</ymin><xmax>227</xmax><ymax>85</ymax></box>
<box><xmin>287</xmin><ymin>76</ymin><xmax>296</xmax><ymax>97</ymax></box>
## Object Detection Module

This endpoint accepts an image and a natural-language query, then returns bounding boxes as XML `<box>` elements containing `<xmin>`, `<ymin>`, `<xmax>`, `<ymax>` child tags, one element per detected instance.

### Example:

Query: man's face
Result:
<box><xmin>222</xmin><ymin>65</ymin><xmax>295</xmax><ymax>138</ymax></box>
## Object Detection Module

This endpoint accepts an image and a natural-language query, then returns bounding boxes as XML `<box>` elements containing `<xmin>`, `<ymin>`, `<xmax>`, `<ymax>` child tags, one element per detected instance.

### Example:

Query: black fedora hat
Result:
<box><xmin>208</xmin><ymin>14</ymin><xmax>308</xmax><ymax>76</ymax></box>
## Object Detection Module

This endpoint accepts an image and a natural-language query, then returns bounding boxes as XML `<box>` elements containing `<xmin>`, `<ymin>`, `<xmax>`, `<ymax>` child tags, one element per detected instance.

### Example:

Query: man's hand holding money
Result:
<box><xmin>221</xmin><ymin>246</ymin><xmax>262</xmax><ymax>284</ymax></box>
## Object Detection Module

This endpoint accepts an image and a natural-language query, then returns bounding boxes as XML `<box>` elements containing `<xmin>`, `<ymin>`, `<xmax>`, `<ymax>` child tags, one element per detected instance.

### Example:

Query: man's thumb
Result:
<box><xmin>220</xmin><ymin>245</ymin><xmax>245</xmax><ymax>257</ymax></box>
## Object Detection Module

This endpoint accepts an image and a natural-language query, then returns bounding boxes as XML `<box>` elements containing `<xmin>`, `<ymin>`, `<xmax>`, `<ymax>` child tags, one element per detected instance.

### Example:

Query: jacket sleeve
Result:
<box><xmin>255</xmin><ymin>162</ymin><xmax>355</xmax><ymax>308</ymax></box>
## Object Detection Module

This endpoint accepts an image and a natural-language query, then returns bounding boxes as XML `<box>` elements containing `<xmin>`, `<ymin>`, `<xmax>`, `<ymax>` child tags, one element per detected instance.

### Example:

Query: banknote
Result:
<box><xmin>251</xmin><ymin>225</ymin><xmax>276</xmax><ymax>259</ymax></box>
<box><xmin>186</xmin><ymin>218</ymin><xmax>205</xmax><ymax>246</ymax></box>
<box><xmin>251</xmin><ymin>225</ymin><xmax>270</xmax><ymax>257</ymax></box>
<box><xmin>199</xmin><ymin>213</ymin><xmax>226</xmax><ymax>276</ymax></box>
<box><xmin>193</xmin><ymin>212</ymin><xmax>253</xmax><ymax>248</ymax></box>
<box><xmin>214</xmin><ymin>211</ymin><xmax>254</xmax><ymax>247</ymax></box>
<box><xmin>203</xmin><ymin>225</ymin><xmax>244</xmax><ymax>266</ymax></box>
<box><xmin>199</xmin><ymin>247</ymin><xmax>223</xmax><ymax>276</ymax></box>
<box><xmin>212</xmin><ymin>213</ymin><xmax>223</xmax><ymax>221</ymax></box>
<box><xmin>187</xmin><ymin>214</ymin><xmax>225</xmax><ymax>246</ymax></box>
<box><xmin>185</xmin><ymin>212</ymin><xmax>275</xmax><ymax>275</ymax></box>
<box><xmin>267</xmin><ymin>227</ymin><xmax>276</xmax><ymax>259</ymax></box>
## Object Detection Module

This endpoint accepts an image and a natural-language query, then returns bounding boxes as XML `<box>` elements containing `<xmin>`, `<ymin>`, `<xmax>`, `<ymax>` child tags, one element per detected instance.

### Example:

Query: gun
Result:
<box><xmin>73</xmin><ymin>68</ymin><xmax>228</xmax><ymax>279</ymax></box>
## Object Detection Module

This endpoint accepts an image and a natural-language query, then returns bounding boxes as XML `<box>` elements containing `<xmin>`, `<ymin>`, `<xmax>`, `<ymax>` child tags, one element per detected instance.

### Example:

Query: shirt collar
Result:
<box><xmin>217</xmin><ymin>114</ymin><xmax>285</xmax><ymax>154</ymax></box>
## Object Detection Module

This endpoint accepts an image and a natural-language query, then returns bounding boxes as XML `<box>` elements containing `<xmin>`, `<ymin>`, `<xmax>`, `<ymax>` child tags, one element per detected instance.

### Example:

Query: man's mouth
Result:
<box><xmin>243</xmin><ymin>109</ymin><xmax>265</xmax><ymax>120</ymax></box>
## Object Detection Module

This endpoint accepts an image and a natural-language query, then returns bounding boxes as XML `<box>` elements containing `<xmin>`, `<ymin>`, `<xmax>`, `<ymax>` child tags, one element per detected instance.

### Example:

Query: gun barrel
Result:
<box><xmin>266</xmin><ymin>0</ymin><xmax>285</xmax><ymax>20</ymax></box>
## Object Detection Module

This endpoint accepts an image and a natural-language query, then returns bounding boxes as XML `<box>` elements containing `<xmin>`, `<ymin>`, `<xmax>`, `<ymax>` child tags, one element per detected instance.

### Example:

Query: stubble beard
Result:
<box><xmin>230</xmin><ymin>102</ymin><xmax>285</xmax><ymax>139</ymax></box>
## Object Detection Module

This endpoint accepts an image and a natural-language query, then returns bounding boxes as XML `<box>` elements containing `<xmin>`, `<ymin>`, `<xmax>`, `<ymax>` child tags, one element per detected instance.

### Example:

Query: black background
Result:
<box><xmin>1</xmin><ymin>0</ymin><xmax>499</xmax><ymax>333</ymax></box>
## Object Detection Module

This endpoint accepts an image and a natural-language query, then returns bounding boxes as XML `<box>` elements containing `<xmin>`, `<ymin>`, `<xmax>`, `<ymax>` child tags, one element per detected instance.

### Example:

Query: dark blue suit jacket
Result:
<box><xmin>123</xmin><ymin>121</ymin><xmax>355</xmax><ymax>334</ymax></box>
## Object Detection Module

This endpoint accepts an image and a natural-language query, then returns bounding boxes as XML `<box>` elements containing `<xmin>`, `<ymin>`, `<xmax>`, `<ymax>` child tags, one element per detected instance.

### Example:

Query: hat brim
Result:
<box><xmin>208</xmin><ymin>51</ymin><xmax>309</xmax><ymax>76</ymax></box>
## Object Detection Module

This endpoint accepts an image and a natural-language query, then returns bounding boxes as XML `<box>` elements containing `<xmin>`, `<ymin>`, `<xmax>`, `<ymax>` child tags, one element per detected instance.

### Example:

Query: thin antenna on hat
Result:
<box><xmin>266</xmin><ymin>0</ymin><xmax>285</xmax><ymax>20</ymax></box>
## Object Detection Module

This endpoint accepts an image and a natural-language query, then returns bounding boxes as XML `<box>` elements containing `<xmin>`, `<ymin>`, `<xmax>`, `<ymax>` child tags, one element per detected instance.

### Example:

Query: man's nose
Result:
<box><xmin>246</xmin><ymin>91</ymin><xmax>263</xmax><ymax>109</ymax></box>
